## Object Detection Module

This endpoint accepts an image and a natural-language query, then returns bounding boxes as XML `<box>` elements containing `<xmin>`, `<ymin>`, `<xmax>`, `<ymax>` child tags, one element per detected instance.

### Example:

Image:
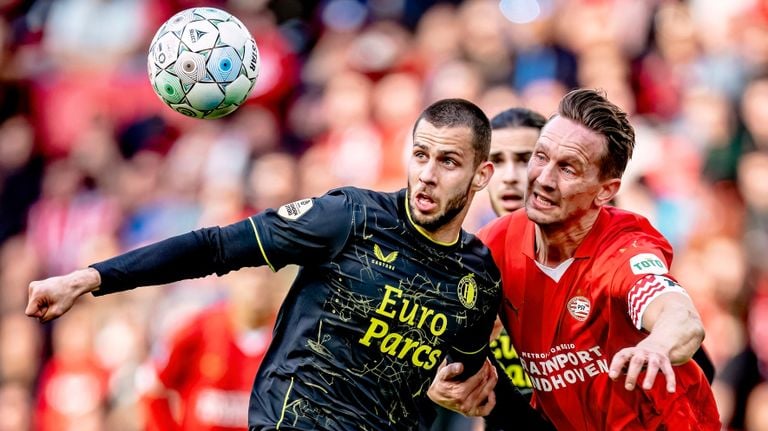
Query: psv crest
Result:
<box><xmin>567</xmin><ymin>296</ymin><xmax>591</xmax><ymax>321</ymax></box>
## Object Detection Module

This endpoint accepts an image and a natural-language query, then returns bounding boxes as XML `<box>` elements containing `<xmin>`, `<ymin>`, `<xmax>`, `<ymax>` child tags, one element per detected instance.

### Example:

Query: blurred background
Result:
<box><xmin>0</xmin><ymin>0</ymin><xmax>766</xmax><ymax>430</ymax></box>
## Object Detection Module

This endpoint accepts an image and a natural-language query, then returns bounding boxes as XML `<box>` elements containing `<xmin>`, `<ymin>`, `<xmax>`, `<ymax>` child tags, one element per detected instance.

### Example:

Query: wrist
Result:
<box><xmin>70</xmin><ymin>268</ymin><xmax>102</xmax><ymax>295</ymax></box>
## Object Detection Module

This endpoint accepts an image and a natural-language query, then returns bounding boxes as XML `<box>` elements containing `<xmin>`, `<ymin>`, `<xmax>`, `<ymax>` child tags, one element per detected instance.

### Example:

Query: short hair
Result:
<box><xmin>413</xmin><ymin>98</ymin><xmax>492</xmax><ymax>166</ymax></box>
<box><xmin>557</xmin><ymin>89</ymin><xmax>635</xmax><ymax>180</ymax></box>
<box><xmin>490</xmin><ymin>107</ymin><xmax>547</xmax><ymax>131</ymax></box>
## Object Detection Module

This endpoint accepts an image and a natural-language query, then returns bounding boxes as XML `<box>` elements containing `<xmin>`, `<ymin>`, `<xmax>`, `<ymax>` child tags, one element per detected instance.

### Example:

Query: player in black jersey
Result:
<box><xmin>25</xmin><ymin>99</ymin><xmax>549</xmax><ymax>430</ymax></box>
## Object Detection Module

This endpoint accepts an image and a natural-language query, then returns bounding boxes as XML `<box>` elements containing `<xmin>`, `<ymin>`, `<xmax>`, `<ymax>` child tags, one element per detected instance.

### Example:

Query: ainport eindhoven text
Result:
<box><xmin>520</xmin><ymin>345</ymin><xmax>610</xmax><ymax>392</ymax></box>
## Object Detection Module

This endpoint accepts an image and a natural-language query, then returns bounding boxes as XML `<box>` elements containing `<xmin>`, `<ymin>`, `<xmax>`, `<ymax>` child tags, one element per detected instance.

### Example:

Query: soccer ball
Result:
<box><xmin>147</xmin><ymin>7</ymin><xmax>260</xmax><ymax>119</ymax></box>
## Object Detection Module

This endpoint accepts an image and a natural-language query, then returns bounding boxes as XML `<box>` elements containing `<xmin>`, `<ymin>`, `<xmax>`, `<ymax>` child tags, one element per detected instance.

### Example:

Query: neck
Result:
<box><xmin>413</xmin><ymin>217</ymin><xmax>463</xmax><ymax>244</ymax></box>
<box><xmin>534</xmin><ymin>209</ymin><xmax>600</xmax><ymax>266</ymax></box>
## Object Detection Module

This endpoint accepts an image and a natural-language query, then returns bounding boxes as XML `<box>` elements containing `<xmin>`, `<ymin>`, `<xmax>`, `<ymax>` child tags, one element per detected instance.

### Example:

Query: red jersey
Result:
<box><xmin>34</xmin><ymin>357</ymin><xmax>109</xmax><ymax>431</ymax></box>
<box><xmin>144</xmin><ymin>304</ymin><xmax>271</xmax><ymax>431</ymax></box>
<box><xmin>477</xmin><ymin>207</ymin><xmax>720</xmax><ymax>431</ymax></box>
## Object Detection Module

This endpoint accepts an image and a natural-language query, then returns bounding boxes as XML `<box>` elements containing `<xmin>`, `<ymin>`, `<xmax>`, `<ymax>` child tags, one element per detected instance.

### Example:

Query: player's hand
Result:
<box><xmin>25</xmin><ymin>268</ymin><xmax>100</xmax><ymax>323</ymax></box>
<box><xmin>608</xmin><ymin>338</ymin><xmax>676</xmax><ymax>393</ymax></box>
<box><xmin>428</xmin><ymin>358</ymin><xmax>498</xmax><ymax>416</ymax></box>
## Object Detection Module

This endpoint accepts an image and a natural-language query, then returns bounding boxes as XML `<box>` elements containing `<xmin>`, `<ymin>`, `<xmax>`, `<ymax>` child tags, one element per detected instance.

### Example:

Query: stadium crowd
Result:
<box><xmin>0</xmin><ymin>0</ymin><xmax>767</xmax><ymax>429</ymax></box>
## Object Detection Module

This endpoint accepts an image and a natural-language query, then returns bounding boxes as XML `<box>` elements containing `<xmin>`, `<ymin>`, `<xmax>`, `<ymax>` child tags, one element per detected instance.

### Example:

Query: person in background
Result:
<box><xmin>140</xmin><ymin>267</ymin><xmax>292</xmax><ymax>431</ymax></box>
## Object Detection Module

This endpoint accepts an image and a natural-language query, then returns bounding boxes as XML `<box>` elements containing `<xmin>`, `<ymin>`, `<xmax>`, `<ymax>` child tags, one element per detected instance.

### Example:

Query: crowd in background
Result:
<box><xmin>0</xmin><ymin>0</ymin><xmax>767</xmax><ymax>430</ymax></box>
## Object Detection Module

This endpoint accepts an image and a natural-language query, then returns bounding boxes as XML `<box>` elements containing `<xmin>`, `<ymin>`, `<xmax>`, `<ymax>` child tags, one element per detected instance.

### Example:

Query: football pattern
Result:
<box><xmin>147</xmin><ymin>7</ymin><xmax>260</xmax><ymax>119</ymax></box>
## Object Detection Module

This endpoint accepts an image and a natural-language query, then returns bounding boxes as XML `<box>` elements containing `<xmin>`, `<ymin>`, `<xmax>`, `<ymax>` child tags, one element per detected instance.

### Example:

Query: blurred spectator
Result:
<box><xmin>738</xmin><ymin>151</ymin><xmax>768</xmax><ymax>275</ymax></box>
<box><xmin>0</xmin><ymin>311</ymin><xmax>42</xmax><ymax>387</ymax></box>
<box><xmin>0</xmin><ymin>380</ymin><xmax>33</xmax><ymax>431</ymax></box>
<box><xmin>740</xmin><ymin>76</ymin><xmax>768</xmax><ymax>153</ymax></box>
<box><xmin>34</xmin><ymin>306</ymin><xmax>110</xmax><ymax>431</ymax></box>
<box><xmin>26</xmin><ymin>157</ymin><xmax>121</xmax><ymax>275</ymax></box>
<box><xmin>744</xmin><ymin>381</ymin><xmax>768</xmax><ymax>431</ymax></box>
<box><xmin>245</xmin><ymin>151</ymin><xmax>299</xmax><ymax>212</ymax></box>
<box><xmin>0</xmin><ymin>115</ymin><xmax>43</xmax><ymax>244</ymax></box>
<box><xmin>0</xmin><ymin>234</ymin><xmax>40</xmax><ymax>314</ymax></box>
<box><xmin>139</xmin><ymin>266</ymin><xmax>291</xmax><ymax>431</ymax></box>
<box><xmin>713</xmin><ymin>294</ymin><xmax>768</xmax><ymax>430</ymax></box>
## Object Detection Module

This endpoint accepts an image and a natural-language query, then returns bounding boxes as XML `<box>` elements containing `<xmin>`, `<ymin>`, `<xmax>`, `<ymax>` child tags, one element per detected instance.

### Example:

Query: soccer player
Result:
<box><xmin>428</xmin><ymin>89</ymin><xmax>721</xmax><ymax>430</ymax></box>
<box><xmin>140</xmin><ymin>267</ymin><xmax>290</xmax><ymax>431</ymax></box>
<box><xmin>431</xmin><ymin>107</ymin><xmax>546</xmax><ymax>431</ymax></box>
<box><xmin>25</xmin><ymin>99</ymin><xmax>550</xmax><ymax>431</ymax></box>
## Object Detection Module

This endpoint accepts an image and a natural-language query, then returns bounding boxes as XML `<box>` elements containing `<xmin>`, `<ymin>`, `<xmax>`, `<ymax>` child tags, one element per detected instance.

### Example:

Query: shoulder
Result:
<box><xmin>477</xmin><ymin>209</ymin><xmax>527</xmax><ymax>245</ymax></box>
<box><xmin>322</xmin><ymin>186</ymin><xmax>400</xmax><ymax>210</ymax></box>
<box><xmin>592</xmin><ymin>207</ymin><xmax>674</xmax><ymax>278</ymax></box>
<box><xmin>596</xmin><ymin>207</ymin><xmax>672</xmax><ymax>257</ymax></box>
<box><xmin>461</xmin><ymin>233</ymin><xmax>502</xmax><ymax>282</ymax></box>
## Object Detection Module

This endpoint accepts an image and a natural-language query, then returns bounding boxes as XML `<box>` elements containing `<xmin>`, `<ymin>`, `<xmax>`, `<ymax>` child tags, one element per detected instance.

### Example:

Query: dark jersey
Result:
<box><xmin>92</xmin><ymin>187</ymin><xmax>501</xmax><ymax>431</ymax></box>
<box><xmin>248</xmin><ymin>188</ymin><xmax>500</xmax><ymax>430</ymax></box>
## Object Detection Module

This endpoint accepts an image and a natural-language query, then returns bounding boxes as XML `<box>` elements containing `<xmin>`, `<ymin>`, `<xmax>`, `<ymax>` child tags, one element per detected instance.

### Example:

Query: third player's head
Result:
<box><xmin>408</xmin><ymin>98</ymin><xmax>493</xmax><ymax>241</ymax></box>
<box><xmin>525</xmin><ymin>89</ymin><xmax>635</xmax><ymax>229</ymax></box>
<box><xmin>488</xmin><ymin>108</ymin><xmax>546</xmax><ymax>216</ymax></box>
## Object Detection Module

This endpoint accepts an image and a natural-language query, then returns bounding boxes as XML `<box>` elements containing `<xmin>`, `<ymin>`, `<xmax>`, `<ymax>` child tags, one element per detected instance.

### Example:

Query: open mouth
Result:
<box><xmin>414</xmin><ymin>192</ymin><xmax>437</xmax><ymax>212</ymax></box>
<box><xmin>532</xmin><ymin>192</ymin><xmax>556</xmax><ymax>208</ymax></box>
<box><xmin>500</xmin><ymin>191</ymin><xmax>523</xmax><ymax>203</ymax></box>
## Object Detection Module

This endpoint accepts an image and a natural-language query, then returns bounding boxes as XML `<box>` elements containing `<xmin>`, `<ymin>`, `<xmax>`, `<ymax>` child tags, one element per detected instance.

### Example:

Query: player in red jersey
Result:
<box><xmin>428</xmin><ymin>89</ymin><xmax>720</xmax><ymax>430</ymax></box>
<box><xmin>140</xmin><ymin>267</ymin><xmax>289</xmax><ymax>431</ymax></box>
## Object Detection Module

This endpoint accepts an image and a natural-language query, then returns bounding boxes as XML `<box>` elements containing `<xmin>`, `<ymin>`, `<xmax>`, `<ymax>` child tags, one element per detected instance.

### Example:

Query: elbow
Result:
<box><xmin>693</xmin><ymin>319</ymin><xmax>705</xmax><ymax>347</ymax></box>
<box><xmin>689</xmin><ymin>308</ymin><xmax>706</xmax><ymax>346</ymax></box>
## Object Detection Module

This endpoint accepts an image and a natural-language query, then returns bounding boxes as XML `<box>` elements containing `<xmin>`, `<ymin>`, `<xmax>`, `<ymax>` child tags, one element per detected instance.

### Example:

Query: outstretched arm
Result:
<box><xmin>26</xmin><ymin>219</ymin><xmax>265</xmax><ymax>323</ymax></box>
<box><xmin>609</xmin><ymin>292</ymin><xmax>704</xmax><ymax>392</ymax></box>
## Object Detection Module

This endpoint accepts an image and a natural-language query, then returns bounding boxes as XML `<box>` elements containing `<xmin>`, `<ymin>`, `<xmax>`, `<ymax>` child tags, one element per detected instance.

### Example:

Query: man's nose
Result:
<box><xmin>419</xmin><ymin>159</ymin><xmax>437</xmax><ymax>184</ymax></box>
<box><xmin>535</xmin><ymin>163</ymin><xmax>557</xmax><ymax>190</ymax></box>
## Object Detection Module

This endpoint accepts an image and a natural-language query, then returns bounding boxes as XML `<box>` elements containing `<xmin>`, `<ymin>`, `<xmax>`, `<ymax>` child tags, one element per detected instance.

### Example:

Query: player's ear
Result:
<box><xmin>472</xmin><ymin>161</ymin><xmax>494</xmax><ymax>191</ymax></box>
<box><xmin>595</xmin><ymin>178</ymin><xmax>621</xmax><ymax>206</ymax></box>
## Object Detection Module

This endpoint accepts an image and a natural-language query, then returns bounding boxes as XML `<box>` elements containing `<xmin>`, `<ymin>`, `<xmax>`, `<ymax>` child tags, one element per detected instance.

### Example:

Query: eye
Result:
<box><xmin>443</xmin><ymin>158</ymin><xmax>457</xmax><ymax>167</ymax></box>
<box><xmin>520</xmin><ymin>152</ymin><xmax>532</xmax><ymax>163</ymax></box>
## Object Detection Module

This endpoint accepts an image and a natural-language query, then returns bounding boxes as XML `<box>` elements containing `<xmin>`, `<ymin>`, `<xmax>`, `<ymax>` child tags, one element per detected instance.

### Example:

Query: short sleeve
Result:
<box><xmin>609</xmin><ymin>246</ymin><xmax>688</xmax><ymax>330</ymax></box>
<box><xmin>251</xmin><ymin>190</ymin><xmax>353</xmax><ymax>270</ymax></box>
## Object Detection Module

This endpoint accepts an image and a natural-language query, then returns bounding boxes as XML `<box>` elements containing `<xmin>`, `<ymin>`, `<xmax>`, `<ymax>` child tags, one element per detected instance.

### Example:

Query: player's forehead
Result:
<box><xmin>535</xmin><ymin>116</ymin><xmax>605</xmax><ymax>161</ymax></box>
<box><xmin>490</xmin><ymin>127</ymin><xmax>539</xmax><ymax>155</ymax></box>
<box><xmin>413</xmin><ymin>120</ymin><xmax>475</xmax><ymax>156</ymax></box>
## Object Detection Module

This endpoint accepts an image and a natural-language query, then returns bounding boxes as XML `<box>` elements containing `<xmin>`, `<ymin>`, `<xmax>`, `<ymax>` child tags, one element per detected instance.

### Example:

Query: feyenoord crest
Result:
<box><xmin>567</xmin><ymin>296</ymin><xmax>591</xmax><ymax>321</ymax></box>
<box><xmin>457</xmin><ymin>274</ymin><xmax>477</xmax><ymax>309</ymax></box>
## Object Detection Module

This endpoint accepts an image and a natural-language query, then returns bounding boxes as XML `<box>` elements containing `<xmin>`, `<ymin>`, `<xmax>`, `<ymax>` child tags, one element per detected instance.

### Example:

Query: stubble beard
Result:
<box><xmin>408</xmin><ymin>183</ymin><xmax>471</xmax><ymax>232</ymax></box>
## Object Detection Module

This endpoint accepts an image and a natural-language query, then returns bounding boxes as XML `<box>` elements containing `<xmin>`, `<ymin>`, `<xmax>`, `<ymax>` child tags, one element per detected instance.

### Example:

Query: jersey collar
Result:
<box><xmin>522</xmin><ymin>207</ymin><xmax>610</xmax><ymax>260</ymax></box>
